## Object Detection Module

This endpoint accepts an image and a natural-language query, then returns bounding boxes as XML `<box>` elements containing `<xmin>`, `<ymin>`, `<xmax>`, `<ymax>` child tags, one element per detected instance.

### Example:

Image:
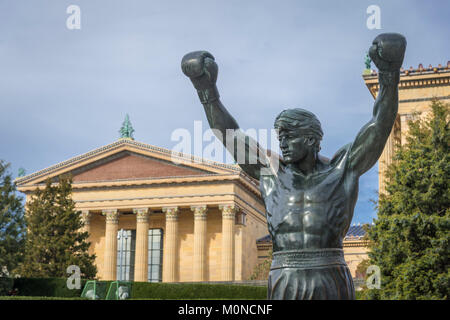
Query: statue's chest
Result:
<box><xmin>261</xmin><ymin>168</ymin><xmax>347</xmax><ymax>231</ymax></box>
<box><xmin>263</xmin><ymin>169</ymin><xmax>344</xmax><ymax>205</ymax></box>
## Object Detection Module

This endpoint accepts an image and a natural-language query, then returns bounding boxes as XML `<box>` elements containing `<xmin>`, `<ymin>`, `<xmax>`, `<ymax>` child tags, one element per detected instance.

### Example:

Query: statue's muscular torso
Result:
<box><xmin>260</xmin><ymin>143</ymin><xmax>358</xmax><ymax>252</ymax></box>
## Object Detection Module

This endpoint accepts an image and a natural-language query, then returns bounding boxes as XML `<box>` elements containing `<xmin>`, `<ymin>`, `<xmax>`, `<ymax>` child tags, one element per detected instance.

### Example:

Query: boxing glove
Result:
<box><xmin>181</xmin><ymin>51</ymin><xmax>218</xmax><ymax>91</ymax></box>
<box><xmin>369</xmin><ymin>33</ymin><xmax>407</xmax><ymax>72</ymax></box>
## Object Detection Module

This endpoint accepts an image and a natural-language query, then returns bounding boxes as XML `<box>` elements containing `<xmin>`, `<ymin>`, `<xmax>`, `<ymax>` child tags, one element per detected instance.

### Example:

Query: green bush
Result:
<box><xmin>13</xmin><ymin>277</ymin><xmax>89</xmax><ymax>297</ymax></box>
<box><xmin>131</xmin><ymin>282</ymin><xmax>267</xmax><ymax>300</ymax></box>
<box><xmin>0</xmin><ymin>296</ymin><xmax>88</xmax><ymax>300</ymax></box>
<box><xmin>10</xmin><ymin>278</ymin><xmax>267</xmax><ymax>299</ymax></box>
<box><xmin>357</xmin><ymin>288</ymin><xmax>382</xmax><ymax>300</ymax></box>
<box><xmin>6</xmin><ymin>278</ymin><xmax>374</xmax><ymax>299</ymax></box>
<box><xmin>0</xmin><ymin>277</ymin><xmax>14</xmax><ymax>295</ymax></box>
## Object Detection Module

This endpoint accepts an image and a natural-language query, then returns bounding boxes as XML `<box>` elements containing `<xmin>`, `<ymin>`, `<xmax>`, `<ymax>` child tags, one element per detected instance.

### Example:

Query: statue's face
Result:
<box><xmin>278</xmin><ymin>129</ymin><xmax>315</xmax><ymax>164</ymax></box>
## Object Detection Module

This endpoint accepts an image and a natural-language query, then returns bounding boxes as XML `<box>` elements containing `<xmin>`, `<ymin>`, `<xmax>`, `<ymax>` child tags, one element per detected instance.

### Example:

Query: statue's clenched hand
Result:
<box><xmin>369</xmin><ymin>33</ymin><xmax>406</xmax><ymax>72</ymax></box>
<box><xmin>181</xmin><ymin>51</ymin><xmax>218</xmax><ymax>90</ymax></box>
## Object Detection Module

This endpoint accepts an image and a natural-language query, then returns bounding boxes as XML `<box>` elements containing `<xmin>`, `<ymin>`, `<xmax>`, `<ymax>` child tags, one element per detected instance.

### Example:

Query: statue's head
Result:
<box><xmin>274</xmin><ymin>108</ymin><xmax>323</xmax><ymax>163</ymax></box>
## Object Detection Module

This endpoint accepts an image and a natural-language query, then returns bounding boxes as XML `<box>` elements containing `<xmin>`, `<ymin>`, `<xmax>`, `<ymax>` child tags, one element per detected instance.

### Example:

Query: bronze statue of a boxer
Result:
<box><xmin>181</xmin><ymin>33</ymin><xmax>406</xmax><ymax>299</ymax></box>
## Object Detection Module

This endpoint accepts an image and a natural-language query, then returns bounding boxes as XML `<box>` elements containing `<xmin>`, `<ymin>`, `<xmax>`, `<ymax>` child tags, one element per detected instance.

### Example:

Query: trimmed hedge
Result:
<box><xmin>131</xmin><ymin>282</ymin><xmax>267</xmax><ymax>300</ymax></box>
<box><xmin>4</xmin><ymin>278</ymin><xmax>370</xmax><ymax>299</ymax></box>
<box><xmin>13</xmin><ymin>277</ymin><xmax>90</xmax><ymax>297</ymax></box>
<box><xmin>3</xmin><ymin>278</ymin><xmax>371</xmax><ymax>299</ymax></box>
<box><xmin>7</xmin><ymin>277</ymin><xmax>267</xmax><ymax>299</ymax></box>
<box><xmin>0</xmin><ymin>277</ymin><xmax>14</xmax><ymax>295</ymax></box>
<box><xmin>0</xmin><ymin>296</ymin><xmax>87</xmax><ymax>300</ymax></box>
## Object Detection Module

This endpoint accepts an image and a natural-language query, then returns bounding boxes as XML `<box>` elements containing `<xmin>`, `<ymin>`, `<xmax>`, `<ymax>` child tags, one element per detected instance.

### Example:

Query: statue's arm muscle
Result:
<box><xmin>201</xmin><ymin>96</ymin><xmax>271</xmax><ymax>180</ymax></box>
<box><xmin>182</xmin><ymin>51</ymin><xmax>275</xmax><ymax>180</ymax></box>
<box><xmin>348</xmin><ymin>72</ymin><xmax>399</xmax><ymax>176</ymax></box>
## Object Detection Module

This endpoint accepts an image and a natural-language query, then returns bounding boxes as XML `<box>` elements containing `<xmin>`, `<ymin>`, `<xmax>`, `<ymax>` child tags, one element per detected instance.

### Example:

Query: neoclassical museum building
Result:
<box><xmin>16</xmin><ymin>137</ymin><xmax>269</xmax><ymax>283</ymax></box>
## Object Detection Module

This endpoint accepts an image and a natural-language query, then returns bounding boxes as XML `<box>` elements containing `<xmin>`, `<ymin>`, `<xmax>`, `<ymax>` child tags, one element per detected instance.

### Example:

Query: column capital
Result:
<box><xmin>162</xmin><ymin>206</ymin><xmax>179</xmax><ymax>221</ymax></box>
<box><xmin>102</xmin><ymin>209</ymin><xmax>119</xmax><ymax>224</ymax></box>
<box><xmin>133</xmin><ymin>207</ymin><xmax>150</xmax><ymax>223</ymax></box>
<box><xmin>81</xmin><ymin>210</ymin><xmax>91</xmax><ymax>226</ymax></box>
<box><xmin>191</xmin><ymin>205</ymin><xmax>208</xmax><ymax>220</ymax></box>
<box><xmin>219</xmin><ymin>204</ymin><xmax>239</xmax><ymax>219</ymax></box>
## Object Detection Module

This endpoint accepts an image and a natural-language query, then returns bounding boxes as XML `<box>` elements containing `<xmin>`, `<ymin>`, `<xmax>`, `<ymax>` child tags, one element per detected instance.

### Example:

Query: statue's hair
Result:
<box><xmin>274</xmin><ymin>108</ymin><xmax>323</xmax><ymax>152</ymax></box>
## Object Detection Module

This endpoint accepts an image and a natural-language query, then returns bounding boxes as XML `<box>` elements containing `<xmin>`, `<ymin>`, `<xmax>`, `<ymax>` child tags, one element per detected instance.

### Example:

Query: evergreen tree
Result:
<box><xmin>365</xmin><ymin>99</ymin><xmax>449</xmax><ymax>299</ymax></box>
<box><xmin>19</xmin><ymin>176</ymin><xmax>97</xmax><ymax>278</ymax></box>
<box><xmin>0</xmin><ymin>160</ymin><xmax>25</xmax><ymax>276</ymax></box>
<box><xmin>355</xmin><ymin>258</ymin><xmax>371</xmax><ymax>279</ymax></box>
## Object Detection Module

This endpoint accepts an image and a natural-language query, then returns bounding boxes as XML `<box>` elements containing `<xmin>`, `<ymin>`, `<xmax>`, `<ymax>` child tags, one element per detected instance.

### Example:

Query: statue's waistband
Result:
<box><xmin>270</xmin><ymin>249</ymin><xmax>346</xmax><ymax>270</ymax></box>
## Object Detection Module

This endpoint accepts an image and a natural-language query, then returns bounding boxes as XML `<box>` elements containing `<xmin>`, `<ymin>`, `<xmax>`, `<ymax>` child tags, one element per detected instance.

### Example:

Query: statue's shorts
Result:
<box><xmin>268</xmin><ymin>249</ymin><xmax>355</xmax><ymax>300</ymax></box>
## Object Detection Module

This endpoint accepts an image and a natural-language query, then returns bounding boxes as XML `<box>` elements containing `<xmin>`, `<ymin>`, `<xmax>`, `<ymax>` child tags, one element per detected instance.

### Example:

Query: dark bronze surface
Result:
<box><xmin>181</xmin><ymin>33</ymin><xmax>406</xmax><ymax>299</ymax></box>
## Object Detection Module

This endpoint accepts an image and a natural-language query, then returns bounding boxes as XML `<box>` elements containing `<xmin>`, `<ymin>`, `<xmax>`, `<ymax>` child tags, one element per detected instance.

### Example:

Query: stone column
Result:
<box><xmin>379</xmin><ymin>134</ymin><xmax>392</xmax><ymax>195</ymax></box>
<box><xmin>191</xmin><ymin>205</ymin><xmax>208</xmax><ymax>282</ymax></box>
<box><xmin>162</xmin><ymin>206</ymin><xmax>179</xmax><ymax>282</ymax></box>
<box><xmin>102</xmin><ymin>209</ymin><xmax>119</xmax><ymax>281</ymax></box>
<box><xmin>234</xmin><ymin>218</ymin><xmax>245</xmax><ymax>281</ymax></box>
<box><xmin>400</xmin><ymin>113</ymin><xmax>415</xmax><ymax>146</ymax></box>
<box><xmin>219</xmin><ymin>204</ymin><xmax>237</xmax><ymax>281</ymax></box>
<box><xmin>379</xmin><ymin>116</ymin><xmax>401</xmax><ymax>195</ymax></box>
<box><xmin>133</xmin><ymin>208</ymin><xmax>150</xmax><ymax>282</ymax></box>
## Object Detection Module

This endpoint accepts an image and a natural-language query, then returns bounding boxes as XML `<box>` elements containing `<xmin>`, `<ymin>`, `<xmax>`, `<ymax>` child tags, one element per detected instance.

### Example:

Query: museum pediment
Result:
<box><xmin>15</xmin><ymin>139</ymin><xmax>241</xmax><ymax>187</ymax></box>
<box><xmin>71</xmin><ymin>151</ymin><xmax>210</xmax><ymax>182</ymax></box>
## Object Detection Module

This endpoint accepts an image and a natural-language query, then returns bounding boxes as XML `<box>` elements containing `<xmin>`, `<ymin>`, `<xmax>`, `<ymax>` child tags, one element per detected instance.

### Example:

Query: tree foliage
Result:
<box><xmin>19</xmin><ymin>176</ymin><xmax>97</xmax><ymax>278</ymax></box>
<box><xmin>0</xmin><ymin>160</ymin><xmax>25</xmax><ymax>276</ymax></box>
<box><xmin>355</xmin><ymin>258</ymin><xmax>371</xmax><ymax>279</ymax></box>
<box><xmin>365</xmin><ymin>99</ymin><xmax>449</xmax><ymax>299</ymax></box>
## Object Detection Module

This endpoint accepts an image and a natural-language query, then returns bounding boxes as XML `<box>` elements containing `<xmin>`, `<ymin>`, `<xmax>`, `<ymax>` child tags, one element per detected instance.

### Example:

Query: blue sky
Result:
<box><xmin>1</xmin><ymin>0</ymin><xmax>448</xmax><ymax>224</ymax></box>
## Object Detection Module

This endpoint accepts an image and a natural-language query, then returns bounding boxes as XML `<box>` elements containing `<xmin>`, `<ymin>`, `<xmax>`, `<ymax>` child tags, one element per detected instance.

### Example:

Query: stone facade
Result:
<box><xmin>342</xmin><ymin>240</ymin><xmax>369</xmax><ymax>278</ymax></box>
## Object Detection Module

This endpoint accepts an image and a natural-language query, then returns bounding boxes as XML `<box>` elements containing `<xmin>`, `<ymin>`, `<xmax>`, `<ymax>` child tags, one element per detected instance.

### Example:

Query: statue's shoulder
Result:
<box><xmin>316</xmin><ymin>143</ymin><xmax>351</xmax><ymax>168</ymax></box>
<box><xmin>329</xmin><ymin>143</ymin><xmax>353</xmax><ymax>167</ymax></box>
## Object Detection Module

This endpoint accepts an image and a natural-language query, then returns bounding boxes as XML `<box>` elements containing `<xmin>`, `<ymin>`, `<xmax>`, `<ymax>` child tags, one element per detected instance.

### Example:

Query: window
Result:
<box><xmin>148</xmin><ymin>229</ymin><xmax>163</xmax><ymax>282</ymax></box>
<box><xmin>117</xmin><ymin>229</ymin><xmax>136</xmax><ymax>281</ymax></box>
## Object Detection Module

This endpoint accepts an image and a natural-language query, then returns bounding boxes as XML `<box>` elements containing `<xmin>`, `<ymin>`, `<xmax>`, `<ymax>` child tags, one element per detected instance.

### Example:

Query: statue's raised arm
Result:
<box><xmin>181</xmin><ymin>51</ymin><xmax>273</xmax><ymax>180</ymax></box>
<box><xmin>348</xmin><ymin>33</ymin><xmax>406</xmax><ymax>176</ymax></box>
